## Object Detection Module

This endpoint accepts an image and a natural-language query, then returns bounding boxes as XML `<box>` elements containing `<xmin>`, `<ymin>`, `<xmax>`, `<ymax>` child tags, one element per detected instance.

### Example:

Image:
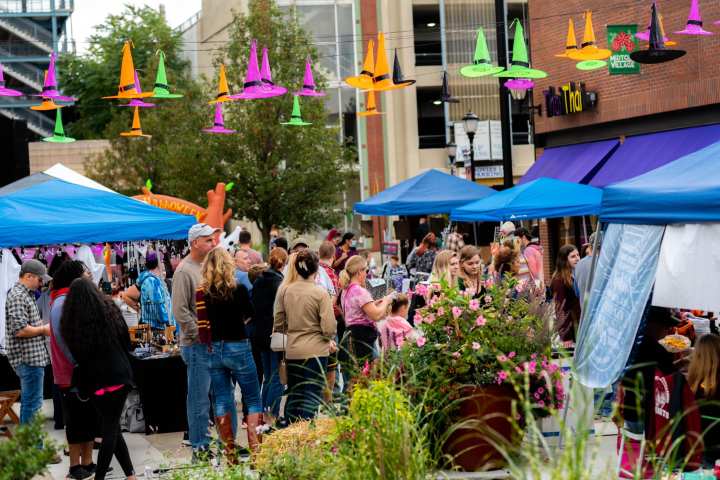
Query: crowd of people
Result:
<box><xmin>4</xmin><ymin>218</ymin><xmax>720</xmax><ymax>476</ymax></box>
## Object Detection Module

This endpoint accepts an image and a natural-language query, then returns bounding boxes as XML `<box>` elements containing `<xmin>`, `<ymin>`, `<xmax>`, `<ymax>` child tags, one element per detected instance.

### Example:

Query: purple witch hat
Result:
<box><xmin>202</xmin><ymin>103</ymin><xmax>236</xmax><ymax>134</ymax></box>
<box><xmin>258</xmin><ymin>47</ymin><xmax>287</xmax><ymax>98</ymax></box>
<box><xmin>119</xmin><ymin>71</ymin><xmax>156</xmax><ymax>108</ymax></box>
<box><xmin>33</xmin><ymin>52</ymin><xmax>76</xmax><ymax>101</ymax></box>
<box><xmin>0</xmin><ymin>64</ymin><xmax>22</xmax><ymax>96</ymax></box>
<box><xmin>295</xmin><ymin>57</ymin><xmax>325</xmax><ymax>97</ymax></box>
<box><xmin>229</xmin><ymin>40</ymin><xmax>268</xmax><ymax>100</ymax></box>
<box><xmin>675</xmin><ymin>0</ymin><xmax>713</xmax><ymax>35</ymax></box>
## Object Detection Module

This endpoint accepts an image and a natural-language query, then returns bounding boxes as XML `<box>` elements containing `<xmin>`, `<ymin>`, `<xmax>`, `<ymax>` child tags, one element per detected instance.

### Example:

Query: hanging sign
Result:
<box><xmin>607</xmin><ymin>25</ymin><xmax>640</xmax><ymax>75</ymax></box>
<box><xmin>544</xmin><ymin>82</ymin><xmax>598</xmax><ymax>118</ymax></box>
<box><xmin>453</xmin><ymin>121</ymin><xmax>491</xmax><ymax>162</ymax></box>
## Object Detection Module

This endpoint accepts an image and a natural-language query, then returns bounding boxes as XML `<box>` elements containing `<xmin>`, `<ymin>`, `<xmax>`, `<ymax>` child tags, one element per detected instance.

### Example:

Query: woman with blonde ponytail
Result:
<box><xmin>339</xmin><ymin>256</ymin><xmax>395</xmax><ymax>367</ymax></box>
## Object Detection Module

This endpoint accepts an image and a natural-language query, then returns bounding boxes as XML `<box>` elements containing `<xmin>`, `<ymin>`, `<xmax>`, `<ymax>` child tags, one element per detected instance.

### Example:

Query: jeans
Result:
<box><xmin>286</xmin><ymin>357</ymin><xmax>327</xmax><ymax>421</ymax></box>
<box><xmin>15</xmin><ymin>363</ymin><xmax>45</xmax><ymax>424</ymax></box>
<box><xmin>260</xmin><ymin>350</ymin><xmax>283</xmax><ymax>418</ymax></box>
<box><xmin>208</xmin><ymin>340</ymin><xmax>262</xmax><ymax>435</ymax></box>
<box><xmin>180</xmin><ymin>344</ymin><xmax>212</xmax><ymax>449</ymax></box>
<box><xmin>93</xmin><ymin>386</ymin><xmax>134</xmax><ymax>480</ymax></box>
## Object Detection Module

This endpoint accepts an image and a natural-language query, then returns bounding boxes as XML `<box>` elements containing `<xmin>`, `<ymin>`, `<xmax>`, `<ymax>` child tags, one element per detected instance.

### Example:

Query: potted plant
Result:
<box><xmin>398</xmin><ymin>278</ymin><xmax>564</xmax><ymax>471</ymax></box>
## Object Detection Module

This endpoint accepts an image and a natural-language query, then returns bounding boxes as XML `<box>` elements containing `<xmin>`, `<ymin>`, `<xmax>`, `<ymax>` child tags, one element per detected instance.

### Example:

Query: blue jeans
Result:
<box><xmin>15</xmin><ymin>363</ymin><xmax>45</xmax><ymax>424</ymax></box>
<box><xmin>286</xmin><ymin>357</ymin><xmax>327</xmax><ymax>421</ymax></box>
<box><xmin>260</xmin><ymin>350</ymin><xmax>283</xmax><ymax>418</ymax></box>
<box><xmin>208</xmin><ymin>340</ymin><xmax>262</xmax><ymax>435</ymax></box>
<box><xmin>180</xmin><ymin>344</ymin><xmax>212</xmax><ymax>449</ymax></box>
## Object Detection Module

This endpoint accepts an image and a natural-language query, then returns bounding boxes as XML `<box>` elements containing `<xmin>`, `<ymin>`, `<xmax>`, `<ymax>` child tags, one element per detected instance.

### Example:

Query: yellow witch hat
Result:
<box><xmin>371</xmin><ymin>33</ymin><xmax>404</xmax><ymax>92</ymax></box>
<box><xmin>358</xmin><ymin>90</ymin><xmax>383</xmax><ymax>117</ymax></box>
<box><xmin>120</xmin><ymin>106</ymin><xmax>151</xmax><ymax>138</ymax></box>
<box><xmin>345</xmin><ymin>39</ymin><xmax>375</xmax><ymax>90</ymax></box>
<box><xmin>555</xmin><ymin>18</ymin><xmax>579</xmax><ymax>57</ymax></box>
<box><xmin>660</xmin><ymin>15</ymin><xmax>678</xmax><ymax>46</ymax></box>
<box><xmin>103</xmin><ymin>41</ymin><xmax>154</xmax><ymax>100</ymax></box>
<box><xmin>209</xmin><ymin>64</ymin><xmax>233</xmax><ymax>104</ymax></box>
<box><xmin>30</xmin><ymin>97</ymin><xmax>62</xmax><ymax>111</ymax></box>
<box><xmin>568</xmin><ymin>11</ymin><xmax>611</xmax><ymax>61</ymax></box>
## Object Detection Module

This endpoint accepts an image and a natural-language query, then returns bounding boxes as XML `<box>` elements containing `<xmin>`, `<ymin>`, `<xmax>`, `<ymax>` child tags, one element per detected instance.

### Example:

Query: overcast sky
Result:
<box><xmin>71</xmin><ymin>0</ymin><xmax>202</xmax><ymax>54</ymax></box>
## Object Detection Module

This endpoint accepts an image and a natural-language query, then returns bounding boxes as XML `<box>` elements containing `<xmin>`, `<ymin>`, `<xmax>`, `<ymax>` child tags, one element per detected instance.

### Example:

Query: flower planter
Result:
<box><xmin>443</xmin><ymin>384</ymin><xmax>519</xmax><ymax>471</ymax></box>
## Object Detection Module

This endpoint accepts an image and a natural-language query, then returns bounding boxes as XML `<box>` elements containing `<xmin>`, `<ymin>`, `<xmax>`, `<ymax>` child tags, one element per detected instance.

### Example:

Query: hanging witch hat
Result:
<box><xmin>555</xmin><ymin>18</ymin><xmax>579</xmax><ymax>57</ymax></box>
<box><xmin>496</xmin><ymin>20</ymin><xmax>547</xmax><ymax>78</ymax></box>
<box><xmin>203</xmin><ymin>103</ymin><xmax>236</xmax><ymax>134</ymax></box>
<box><xmin>345</xmin><ymin>39</ymin><xmax>375</xmax><ymax>90</ymax></box>
<box><xmin>119</xmin><ymin>71</ymin><xmax>156</xmax><ymax>108</ymax></box>
<box><xmin>280</xmin><ymin>95</ymin><xmax>311</xmax><ymax>126</ymax></box>
<box><xmin>120</xmin><ymin>106</ymin><xmax>151</xmax><ymax>137</ymax></box>
<box><xmin>103</xmin><ymin>41</ymin><xmax>153</xmax><ymax>100</ymax></box>
<box><xmin>258</xmin><ymin>46</ymin><xmax>287</xmax><ymax>98</ymax></box>
<box><xmin>32</xmin><ymin>52</ymin><xmax>76</xmax><ymax>101</ymax></box>
<box><xmin>229</xmin><ymin>40</ymin><xmax>271</xmax><ymax>100</ymax></box>
<box><xmin>152</xmin><ymin>50</ymin><xmax>183</xmax><ymax>99</ymax></box>
<box><xmin>357</xmin><ymin>90</ymin><xmax>383</xmax><ymax>117</ymax></box>
<box><xmin>0</xmin><ymin>64</ymin><xmax>22</xmax><ymax>96</ymax></box>
<box><xmin>296</xmin><ymin>57</ymin><xmax>326</xmax><ymax>96</ymax></box>
<box><xmin>567</xmin><ymin>11</ymin><xmax>611</xmax><ymax>62</ymax></box>
<box><xmin>637</xmin><ymin>11</ymin><xmax>677</xmax><ymax>45</ymax></box>
<box><xmin>441</xmin><ymin>71</ymin><xmax>459</xmax><ymax>103</ymax></box>
<box><xmin>43</xmin><ymin>109</ymin><xmax>75</xmax><ymax>143</ymax></box>
<box><xmin>31</xmin><ymin>75</ymin><xmax>61</xmax><ymax>110</ymax></box>
<box><xmin>675</xmin><ymin>0</ymin><xmax>713</xmax><ymax>35</ymax></box>
<box><xmin>461</xmin><ymin>28</ymin><xmax>505</xmax><ymax>77</ymax></box>
<box><xmin>210</xmin><ymin>64</ymin><xmax>234</xmax><ymax>103</ymax></box>
<box><xmin>391</xmin><ymin>50</ymin><xmax>415</xmax><ymax>88</ymax></box>
<box><xmin>371</xmin><ymin>33</ymin><xmax>405</xmax><ymax>91</ymax></box>
<box><xmin>631</xmin><ymin>3</ymin><xmax>686</xmax><ymax>64</ymax></box>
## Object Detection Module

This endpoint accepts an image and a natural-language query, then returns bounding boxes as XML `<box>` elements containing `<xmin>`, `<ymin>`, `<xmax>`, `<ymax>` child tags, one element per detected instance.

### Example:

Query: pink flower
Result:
<box><xmin>528</xmin><ymin>361</ymin><xmax>537</xmax><ymax>373</ymax></box>
<box><xmin>548</xmin><ymin>364</ymin><xmax>559</xmax><ymax>374</ymax></box>
<box><xmin>468</xmin><ymin>299</ymin><xmax>480</xmax><ymax>311</ymax></box>
<box><xmin>437</xmin><ymin>307</ymin><xmax>445</xmax><ymax>317</ymax></box>
<box><xmin>424</xmin><ymin>313</ymin><xmax>435</xmax><ymax>324</ymax></box>
<box><xmin>362</xmin><ymin>361</ymin><xmax>371</xmax><ymax>376</ymax></box>
<box><xmin>452</xmin><ymin>306</ymin><xmax>463</xmax><ymax>319</ymax></box>
<box><xmin>534</xmin><ymin>392</ymin><xmax>541</xmax><ymax>400</ymax></box>
<box><xmin>475</xmin><ymin>315</ymin><xmax>487</xmax><ymax>327</ymax></box>
<box><xmin>415</xmin><ymin>284</ymin><xmax>428</xmax><ymax>297</ymax></box>
<box><xmin>416</xmin><ymin>336</ymin><xmax>427</xmax><ymax>347</ymax></box>
<box><xmin>497</xmin><ymin>354</ymin><xmax>508</xmax><ymax>362</ymax></box>
<box><xmin>537</xmin><ymin>400</ymin><xmax>545</xmax><ymax>408</ymax></box>
<box><xmin>531</xmin><ymin>353</ymin><xmax>537</xmax><ymax>359</ymax></box>
<box><xmin>471</xmin><ymin>342</ymin><xmax>481</xmax><ymax>350</ymax></box>
<box><xmin>413</xmin><ymin>313</ymin><xmax>423</xmax><ymax>324</ymax></box>
<box><xmin>537</xmin><ymin>387</ymin><xmax>544</xmax><ymax>394</ymax></box>
<box><xmin>496</xmin><ymin>371</ymin><xmax>508</xmax><ymax>384</ymax></box>
<box><xmin>452</xmin><ymin>351</ymin><xmax>461</xmax><ymax>359</ymax></box>
<box><xmin>484</xmin><ymin>295</ymin><xmax>493</xmax><ymax>304</ymax></box>
<box><xmin>508</xmin><ymin>351</ymin><xmax>516</xmax><ymax>359</ymax></box>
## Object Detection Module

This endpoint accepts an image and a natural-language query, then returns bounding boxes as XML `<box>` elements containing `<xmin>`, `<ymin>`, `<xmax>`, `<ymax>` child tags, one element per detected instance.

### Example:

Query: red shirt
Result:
<box><xmin>320</xmin><ymin>261</ymin><xmax>342</xmax><ymax>317</ymax></box>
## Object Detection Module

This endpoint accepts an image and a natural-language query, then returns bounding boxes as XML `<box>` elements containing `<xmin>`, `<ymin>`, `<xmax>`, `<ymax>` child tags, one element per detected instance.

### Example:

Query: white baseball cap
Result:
<box><xmin>188</xmin><ymin>223</ymin><xmax>221</xmax><ymax>242</ymax></box>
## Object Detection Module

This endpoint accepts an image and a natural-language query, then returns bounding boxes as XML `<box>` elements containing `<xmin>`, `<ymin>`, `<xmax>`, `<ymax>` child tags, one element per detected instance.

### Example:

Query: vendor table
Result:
<box><xmin>129</xmin><ymin>353</ymin><xmax>187</xmax><ymax>434</ymax></box>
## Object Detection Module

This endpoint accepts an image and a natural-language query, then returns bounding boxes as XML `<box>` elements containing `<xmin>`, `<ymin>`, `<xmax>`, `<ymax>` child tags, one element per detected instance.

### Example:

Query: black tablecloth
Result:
<box><xmin>129</xmin><ymin>353</ymin><xmax>187</xmax><ymax>434</ymax></box>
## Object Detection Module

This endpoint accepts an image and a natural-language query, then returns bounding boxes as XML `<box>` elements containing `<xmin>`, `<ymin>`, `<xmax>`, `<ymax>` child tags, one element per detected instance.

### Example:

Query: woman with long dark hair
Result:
<box><xmin>333</xmin><ymin>232</ymin><xmax>357</xmax><ymax>274</ymax></box>
<box><xmin>551</xmin><ymin>244</ymin><xmax>581</xmax><ymax>345</ymax></box>
<box><xmin>60</xmin><ymin>278</ymin><xmax>135</xmax><ymax>480</ymax></box>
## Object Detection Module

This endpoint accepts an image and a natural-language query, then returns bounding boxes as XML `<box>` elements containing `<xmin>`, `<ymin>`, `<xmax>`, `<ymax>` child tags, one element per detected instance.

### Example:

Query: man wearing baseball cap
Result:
<box><xmin>171</xmin><ymin>223</ymin><xmax>219</xmax><ymax>460</ymax></box>
<box><xmin>5</xmin><ymin>259</ymin><xmax>52</xmax><ymax>426</ymax></box>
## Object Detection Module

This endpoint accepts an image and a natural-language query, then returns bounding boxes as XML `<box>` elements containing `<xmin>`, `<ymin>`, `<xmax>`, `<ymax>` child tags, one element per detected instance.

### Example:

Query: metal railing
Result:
<box><xmin>176</xmin><ymin>10</ymin><xmax>200</xmax><ymax>33</ymax></box>
<box><xmin>0</xmin><ymin>15</ymin><xmax>53</xmax><ymax>52</ymax></box>
<box><xmin>0</xmin><ymin>41</ymin><xmax>49</xmax><ymax>57</ymax></box>
<box><xmin>0</xmin><ymin>43</ymin><xmax>44</xmax><ymax>89</ymax></box>
<box><xmin>0</xmin><ymin>98</ymin><xmax>53</xmax><ymax>137</ymax></box>
<box><xmin>0</xmin><ymin>0</ymin><xmax>73</xmax><ymax>13</ymax></box>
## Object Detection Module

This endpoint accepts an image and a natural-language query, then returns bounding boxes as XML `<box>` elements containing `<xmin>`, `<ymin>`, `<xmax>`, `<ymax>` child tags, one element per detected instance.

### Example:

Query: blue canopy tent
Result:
<box><xmin>450</xmin><ymin>177</ymin><xmax>602</xmax><ymax>222</ymax></box>
<box><xmin>0</xmin><ymin>172</ymin><xmax>196</xmax><ymax>247</ymax></box>
<box><xmin>354</xmin><ymin>169</ymin><xmax>495</xmax><ymax>216</ymax></box>
<box><xmin>600</xmin><ymin>140</ymin><xmax>720</xmax><ymax>224</ymax></box>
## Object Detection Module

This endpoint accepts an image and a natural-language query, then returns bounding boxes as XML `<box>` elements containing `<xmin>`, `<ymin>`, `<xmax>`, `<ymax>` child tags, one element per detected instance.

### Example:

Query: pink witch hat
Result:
<box><xmin>119</xmin><ymin>71</ymin><xmax>156</xmax><ymax>108</ymax></box>
<box><xmin>202</xmin><ymin>103</ymin><xmax>236</xmax><ymax>134</ymax></box>
<box><xmin>258</xmin><ymin>47</ymin><xmax>287</xmax><ymax>98</ymax></box>
<box><xmin>295</xmin><ymin>57</ymin><xmax>325</xmax><ymax>97</ymax></box>
<box><xmin>33</xmin><ymin>52</ymin><xmax>76</xmax><ymax>101</ymax></box>
<box><xmin>675</xmin><ymin>0</ymin><xmax>713</xmax><ymax>35</ymax></box>
<box><xmin>0</xmin><ymin>64</ymin><xmax>22</xmax><ymax>96</ymax></box>
<box><xmin>229</xmin><ymin>40</ymin><xmax>268</xmax><ymax>100</ymax></box>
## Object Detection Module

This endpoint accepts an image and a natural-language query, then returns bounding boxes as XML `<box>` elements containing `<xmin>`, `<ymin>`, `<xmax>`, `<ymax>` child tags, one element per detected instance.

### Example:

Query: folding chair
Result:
<box><xmin>0</xmin><ymin>390</ymin><xmax>20</xmax><ymax>428</ymax></box>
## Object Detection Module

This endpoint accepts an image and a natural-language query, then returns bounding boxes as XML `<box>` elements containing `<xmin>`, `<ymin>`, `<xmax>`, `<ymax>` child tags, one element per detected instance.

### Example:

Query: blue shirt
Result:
<box><xmin>137</xmin><ymin>270</ymin><xmax>175</xmax><ymax>330</ymax></box>
<box><xmin>235</xmin><ymin>270</ymin><xmax>253</xmax><ymax>294</ymax></box>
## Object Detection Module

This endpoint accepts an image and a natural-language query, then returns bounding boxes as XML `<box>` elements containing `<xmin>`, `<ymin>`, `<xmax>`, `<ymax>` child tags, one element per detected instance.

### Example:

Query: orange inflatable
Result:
<box><xmin>133</xmin><ymin>182</ymin><xmax>232</xmax><ymax>229</ymax></box>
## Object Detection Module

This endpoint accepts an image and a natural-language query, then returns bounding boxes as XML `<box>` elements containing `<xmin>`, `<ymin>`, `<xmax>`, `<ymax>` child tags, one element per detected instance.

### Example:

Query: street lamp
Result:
<box><xmin>504</xmin><ymin>78</ymin><xmax>535</xmax><ymax>101</ymax></box>
<box><xmin>446</xmin><ymin>141</ymin><xmax>457</xmax><ymax>165</ymax></box>
<box><xmin>462</xmin><ymin>112</ymin><xmax>479</xmax><ymax>182</ymax></box>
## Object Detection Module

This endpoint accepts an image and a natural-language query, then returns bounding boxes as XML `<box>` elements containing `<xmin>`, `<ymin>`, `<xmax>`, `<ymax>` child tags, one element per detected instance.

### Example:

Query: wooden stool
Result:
<box><xmin>0</xmin><ymin>390</ymin><xmax>20</xmax><ymax>427</ymax></box>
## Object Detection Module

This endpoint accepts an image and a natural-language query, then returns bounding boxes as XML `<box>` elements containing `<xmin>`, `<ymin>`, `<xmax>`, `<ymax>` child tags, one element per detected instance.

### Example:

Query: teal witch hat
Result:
<box><xmin>495</xmin><ymin>20</ymin><xmax>548</xmax><ymax>79</ymax></box>
<box><xmin>43</xmin><ymin>109</ymin><xmax>75</xmax><ymax>143</ymax></box>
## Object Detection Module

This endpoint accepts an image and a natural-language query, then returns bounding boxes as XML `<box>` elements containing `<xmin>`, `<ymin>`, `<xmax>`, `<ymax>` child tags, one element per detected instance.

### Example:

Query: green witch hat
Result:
<box><xmin>152</xmin><ymin>51</ymin><xmax>183</xmax><ymax>99</ymax></box>
<box><xmin>280</xmin><ymin>95</ymin><xmax>311</xmax><ymax>126</ymax></box>
<box><xmin>495</xmin><ymin>20</ymin><xmax>548</xmax><ymax>79</ymax></box>
<box><xmin>460</xmin><ymin>28</ymin><xmax>505</xmax><ymax>77</ymax></box>
<box><xmin>43</xmin><ymin>109</ymin><xmax>75</xmax><ymax>143</ymax></box>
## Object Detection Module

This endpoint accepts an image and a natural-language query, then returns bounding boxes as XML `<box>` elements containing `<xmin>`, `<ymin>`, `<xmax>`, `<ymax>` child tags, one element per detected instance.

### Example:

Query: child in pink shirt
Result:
<box><xmin>379</xmin><ymin>294</ymin><xmax>418</xmax><ymax>351</ymax></box>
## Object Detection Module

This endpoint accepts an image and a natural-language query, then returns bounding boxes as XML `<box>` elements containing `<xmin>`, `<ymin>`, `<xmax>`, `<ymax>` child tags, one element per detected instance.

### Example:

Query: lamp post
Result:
<box><xmin>446</xmin><ymin>141</ymin><xmax>457</xmax><ymax>173</ymax></box>
<box><xmin>463</xmin><ymin>112</ymin><xmax>479</xmax><ymax>182</ymax></box>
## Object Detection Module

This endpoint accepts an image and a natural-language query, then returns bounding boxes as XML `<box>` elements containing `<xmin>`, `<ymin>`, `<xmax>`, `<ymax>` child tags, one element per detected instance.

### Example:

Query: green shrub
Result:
<box><xmin>0</xmin><ymin>416</ymin><xmax>57</xmax><ymax>480</ymax></box>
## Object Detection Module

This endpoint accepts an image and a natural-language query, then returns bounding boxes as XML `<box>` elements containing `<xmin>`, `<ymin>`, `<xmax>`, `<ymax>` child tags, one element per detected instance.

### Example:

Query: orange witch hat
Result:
<box><xmin>371</xmin><ymin>33</ymin><xmax>404</xmax><ymax>92</ymax></box>
<box><xmin>103</xmin><ymin>41</ymin><xmax>153</xmax><ymax>100</ymax></box>
<box><xmin>345</xmin><ymin>39</ymin><xmax>375</xmax><ymax>90</ymax></box>
<box><xmin>210</xmin><ymin>64</ymin><xmax>233</xmax><ymax>104</ymax></box>
<box><xmin>120</xmin><ymin>106</ymin><xmax>151</xmax><ymax>137</ymax></box>
<box><xmin>358</xmin><ymin>90</ymin><xmax>383</xmax><ymax>117</ymax></box>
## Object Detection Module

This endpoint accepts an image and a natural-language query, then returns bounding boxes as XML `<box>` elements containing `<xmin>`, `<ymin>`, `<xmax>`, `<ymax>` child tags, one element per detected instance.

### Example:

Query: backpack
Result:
<box><xmin>120</xmin><ymin>388</ymin><xmax>146</xmax><ymax>434</ymax></box>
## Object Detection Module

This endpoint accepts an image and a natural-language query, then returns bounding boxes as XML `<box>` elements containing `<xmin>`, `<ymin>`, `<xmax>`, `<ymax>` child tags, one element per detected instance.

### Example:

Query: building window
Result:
<box><xmin>416</xmin><ymin>87</ymin><xmax>445</xmax><ymax>149</ymax></box>
<box><xmin>412</xmin><ymin>4</ymin><xmax>441</xmax><ymax>66</ymax></box>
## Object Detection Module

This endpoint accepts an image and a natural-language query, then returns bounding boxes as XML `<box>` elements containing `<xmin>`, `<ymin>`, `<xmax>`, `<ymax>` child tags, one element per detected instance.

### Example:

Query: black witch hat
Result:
<box><xmin>441</xmin><ymin>71</ymin><xmax>459</xmax><ymax>103</ymax></box>
<box><xmin>392</xmin><ymin>50</ymin><xmax>416</xmax><ymax>87</ymax></box>
<box><xmin>630</xmin><ymin>2</ymin><xmax>686</xmax><ymax>64</ymax></box>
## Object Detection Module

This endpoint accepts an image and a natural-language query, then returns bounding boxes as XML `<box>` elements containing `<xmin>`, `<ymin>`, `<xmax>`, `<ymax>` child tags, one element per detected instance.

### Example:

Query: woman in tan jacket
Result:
<box><xmin>273</xmin><ymin>250</ymin><xmax>336</xmax><ymax>420</ymax></box>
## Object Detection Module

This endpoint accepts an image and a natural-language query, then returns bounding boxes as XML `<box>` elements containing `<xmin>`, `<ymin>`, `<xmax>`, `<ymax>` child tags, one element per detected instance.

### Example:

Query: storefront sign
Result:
<box><xmin>608</xmin><ymin>25</ymin><xmax>640</xmax><ymax>75</ymax></box>
<box><xmin>544</xmin><ymin>82</ymin><xmax>598</xmax><ymax>118</ymax></box>
<box><xmin>474</xmin><ymin>164</ymin><xmax>504</xmax><ymax>179</ymax></box>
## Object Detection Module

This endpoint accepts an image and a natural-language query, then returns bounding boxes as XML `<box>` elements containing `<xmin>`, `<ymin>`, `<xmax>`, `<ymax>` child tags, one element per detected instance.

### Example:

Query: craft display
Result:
<box><xmin>230</xmin><ymin>41</ymin><xmax>271</xmax><ymax>100</ymax></box>
<box><xmin>258</xmin><ymin>46</ymin><xmax>288</xmax><ymax>98</ymax></box>
<box><xmin>42</xmin><ymin>109</ymin><xmax>75</xmax><ymax>143</ymax></box>
<box><xmin>675</xmin><ymin>0</ymin><xmax>713</xmax><ymax>35</ymax></box>
<box><xmin>203</xmin><ymin>103</ymin><xmax>236</xmax><ymax>134</ymax></box>
<box><xmin>0</xmin><ymin>64</ymin><xmax>22</xmax><ymax>97</ymax></box>
<box><xmin>103</xmin><ymin>42</ymin><xmax>153</xmax><ymax>100</ymax></box>
<box><xmin>33</xmin><ymin>52</ymin><xmax>76</xmax><ymax>102</ymax></box>
<box><xmin>358</xmin><ymin>90</ymin><xmax>382</xmax><ymax>117</ymax></box>
<box><xmin>496</xmin><ymin>20</ymin><xmax>547</xmax><ymax>79</ymax></box>
<box><xmin>281</xmin><ymin>95</ymin><xmax>311</xmax><ymax>126</ymax></box>
<box><xmin>121</xmin><ymin>106</ymin><xmax>151</xmax><ymax>138</ymax></box>
<box><xmin>440</xmin><ymin>71</ymin><xmax>459</xmax><ymax>103</ymax></box>
<box><xmin>631</xmin><ymin>3</ymin><xmax>686</xmax><ymax>64</ymax></box>
<box><xmin>555</xmin><ymin>18</ymin><xmax>579</xmax><ymax>58</ymax></box>
<box><xmin>391</xmin><ymin>50</ymin><xmax>415</xmax><ymax>88</ymax></box>
<box><xmin>210</xmin><ymin>64</ymin><xmax>233</xmax><ymax>104</ymax></box>
<box><xmin>119</xmin><ymin>71</ymin><xmax>156</xmax><ymax>108</ymax></box>
<box><xmin>152</xmin><ymin>50</ymin><xmax>183</xmax><ymax>99</ymax></box>
<box><xmin>460</xmin><ymin>28</ymin><xmax>504</xmax><ymax>77</ymax></box>
<box><xmin>345</xmin><ymin>39</ymin><xmax>375</xmax><ymax>90</ymax></box>
<box><xmin>295</xmin><ymin>57</ymin><xmax>325</xmax><ymax>96</ymax></box>
<box><xmin>567</xmin><ymin>11</ymin><xmax>611</xmax><ymax>63</ymax></box>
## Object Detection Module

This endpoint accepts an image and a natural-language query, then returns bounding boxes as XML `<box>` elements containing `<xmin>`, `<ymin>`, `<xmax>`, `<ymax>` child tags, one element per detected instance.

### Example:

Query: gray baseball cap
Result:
<box><xmin>188</xmin><ymin>223</ymin><xmax>221</xmax><ymax>243</ymax></box>
<box><xmin>20</xmin><ymin>259</ymin><xmax>51</xmax><ymax>282</ymax></box>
